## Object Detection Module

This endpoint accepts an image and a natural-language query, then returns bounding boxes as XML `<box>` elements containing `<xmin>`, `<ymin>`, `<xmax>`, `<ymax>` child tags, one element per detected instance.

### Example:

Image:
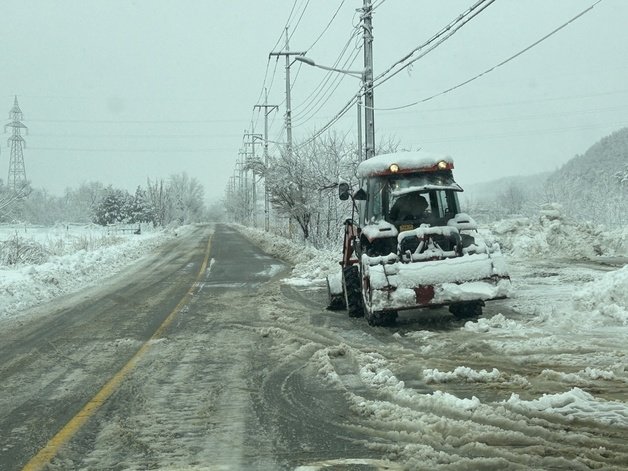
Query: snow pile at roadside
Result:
<box><xmin>504</xmin><ymin>387</ymin><xmax>628</xmax><ymax>426</ymax></box>
<box><xmin>234</xmin><ymin>225</ymin><xmax>340</xmax><ymax>286</ymax></box>
<box><xmin>0</xmin><ymin>225</ymin><xmax>183</xmax><ymax>319</ymax></box>
<box><xmin>423</xmin><ymin>366</ymin><xmax>501</xmax><ymax>383</ymax></box>
<box><xmin>488</xmin><ymin>203</ymin><xmax>626</xmax><ymax>259</ymax></box>
<box><xmin>573</xmin><ymin>264</ymin><xmax>628</xmax><ymax>324</ymax></box>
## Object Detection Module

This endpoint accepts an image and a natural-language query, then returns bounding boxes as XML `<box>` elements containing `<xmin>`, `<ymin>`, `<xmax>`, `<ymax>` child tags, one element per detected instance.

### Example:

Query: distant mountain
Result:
<box><xmin>546</xmin><ymin>127</ymin><xmax>628</xmax><ymax>227</ymax></box>
<box><xmin>461</xmin><ymin>128</ymin><xmax>628</xmax><ymax>227</ymax></box>
<box><xmin>462</xmin><ymin>172</ymin><xmax>550</xmax><ymax>203</ymax></box>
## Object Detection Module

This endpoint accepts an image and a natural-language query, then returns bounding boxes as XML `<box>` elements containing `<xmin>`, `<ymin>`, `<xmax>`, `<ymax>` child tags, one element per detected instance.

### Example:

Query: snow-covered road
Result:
<box><xmin>1</xmin><ymin>223</ymin><xmax>627</xmax><ymax>470</ymax></box>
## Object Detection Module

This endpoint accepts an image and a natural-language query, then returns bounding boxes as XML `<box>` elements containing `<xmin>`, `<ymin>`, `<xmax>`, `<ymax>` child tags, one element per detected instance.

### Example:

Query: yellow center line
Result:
<box><xmin>22</xmin><ymin>233</ymin><xmax>213</xmax><ymax>471</ymax></box>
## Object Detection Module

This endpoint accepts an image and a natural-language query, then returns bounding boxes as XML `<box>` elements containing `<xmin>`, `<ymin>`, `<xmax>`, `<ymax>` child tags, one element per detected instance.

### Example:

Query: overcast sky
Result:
<box><xmin>1</xmin><ymin>0</ymin><xmax>626</xmax><ymax>202</ymax></box>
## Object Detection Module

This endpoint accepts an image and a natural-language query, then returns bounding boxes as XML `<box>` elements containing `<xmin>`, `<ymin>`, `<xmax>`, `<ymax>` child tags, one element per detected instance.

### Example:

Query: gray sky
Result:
<box><xmin>1</xmin><ymin>0</ymin><xmax>626</xmax><ymax>202</ymax></box>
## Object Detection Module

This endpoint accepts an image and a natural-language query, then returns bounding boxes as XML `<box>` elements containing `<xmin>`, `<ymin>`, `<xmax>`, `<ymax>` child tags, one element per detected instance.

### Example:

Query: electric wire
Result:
<box><xmin>373</xmin><ymin>0</ymin><xmax>496</xmax><ymax>90</ymax></box>
<box><xmin>293</xmin><ymin>93</ymin><xmax>358</xmax><ymax>149</ymax></box>
<box><xmin>250</xmin><ymin>0</ymin><xmax>300</xmax><ymax>130</ymax></box>
<box><xmin>371</xmin><ymin>0</ymin><xmax>388</xmax><ymax>10</ymax></box>
<box><xmin>270</xmin><ymin>0</ymin><xmax>300</xmax><ymax>53</ymax></box>
<box><xmin>369</xmin><ymin>0</ymin><xmax>604</xmax><ymax>111</ymax></box>
<box><xmin>292</xmin><ymin>47</ymin><xmax>362</xmax><ymax>128</ymax></box>
<box><xmin>305</xmin><ymin>0</ymin><xmax>347</xmax><ymax>52</ymax></box>
<box><xmin>288</xmin><ymin>0</ymin><xmax>311</xmax><ymax>43</ymax></box>
<box><xmin>291</xmin><ymin>26</ymin><xmax>361</xmax><ymax>116</ymax></box>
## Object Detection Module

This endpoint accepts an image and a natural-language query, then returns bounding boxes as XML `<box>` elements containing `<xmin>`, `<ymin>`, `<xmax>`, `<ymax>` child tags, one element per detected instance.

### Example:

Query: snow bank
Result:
<box><xmin>573</xmin><ymin>264</ymin><xmax>628</xmax><ymax>325</ymax></box>
<box><xmin>0</xmin><ymin>224</ymin><xmax>185</xmax><ymax>319</ymax></box>
<box><xmin>504</xmin><ymin>387</ymin><xmax>628</xmax><ymax>427</ymax></box>
<box><xmin>489</xmin><ymin>203</ymin><xmax>627</xmax><ymax>259</ymax></box>
<box><xmin>233</xmin><ymin>224</ymin><xmax>340</xmax><ymax>286</ymax></box>
<box><xmin>423</xmin><ymin>366</ymin><xmax>502</xmax><ymax>384</ymax></box>
<box><xmin>462</xmin><ymin>313</ymin><xmax>525</xmax><ymax>333</ymax></box>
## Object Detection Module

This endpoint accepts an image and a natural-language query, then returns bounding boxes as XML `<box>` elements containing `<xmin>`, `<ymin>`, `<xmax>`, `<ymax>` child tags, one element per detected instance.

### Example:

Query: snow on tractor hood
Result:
<box><xmin>357</xmin><ymin>150</ymin><xmax>454</xmax><ymax>178</ymax></box>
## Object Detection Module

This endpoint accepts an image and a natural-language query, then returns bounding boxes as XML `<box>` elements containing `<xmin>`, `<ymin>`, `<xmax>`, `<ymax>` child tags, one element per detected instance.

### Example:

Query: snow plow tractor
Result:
<box><xmin>327</xmin><ymin>151</ymin><xmax>511</xmax><ymax>326</ymax></box>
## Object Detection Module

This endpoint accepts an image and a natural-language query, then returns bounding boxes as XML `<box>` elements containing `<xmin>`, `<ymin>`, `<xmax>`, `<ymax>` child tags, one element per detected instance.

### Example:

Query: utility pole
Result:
<box><xmin>269</xmin><ymin>28</ymin><xmax>305</xmax><ymax>160</ymax></box>
<box><xmin>357</xmin><ymin>93</ymin><xmax>363</xmax><ymax>161</ymax></box>
<box><xmin>243</xmin><ymin>131</ymin><xmax>263</xmax><ymax>226</ymax></box>
<box><xmin>236</xmin><ymin>156</ymin><xmax>246</xmax><ymax>223</ymax></box>
<box><xmin>253</xmin><ymin>89</ymin><xmax>278</xmax><ymax>232</ymax></box>
<box><xmin>5</xmin><ymin>96</ymin><xmax>28</xmax><ymax>192</ymax></box>
<box><xmin>362</xmin><ymin>0</ymin><xmax>375</xmax><ymax>160</ymax></box>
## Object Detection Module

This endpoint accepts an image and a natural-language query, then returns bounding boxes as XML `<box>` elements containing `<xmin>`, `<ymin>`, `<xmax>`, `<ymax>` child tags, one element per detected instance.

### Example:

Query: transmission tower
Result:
<box><xmin>5</xmin><ymin>96</ymin><xmax>28</xmax><ymax>192</ymax></box>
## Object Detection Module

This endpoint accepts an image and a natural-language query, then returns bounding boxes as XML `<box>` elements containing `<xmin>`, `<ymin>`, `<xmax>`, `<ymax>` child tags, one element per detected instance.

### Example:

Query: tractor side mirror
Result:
<box><xmin>353</xmin><ymin>188</ymin><xmax>367</xmax><ymax>201</ymax></box>
<box><xmin>338</xmin><ymin>182</ymin><xmax>350</xmax><ymax>200</ymax></box>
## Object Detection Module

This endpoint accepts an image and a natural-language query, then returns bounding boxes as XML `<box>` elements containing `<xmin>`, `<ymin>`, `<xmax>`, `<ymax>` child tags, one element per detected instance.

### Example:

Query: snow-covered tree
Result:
<box><xmin>62</xmin><ymin>182</ymin><xmax>106</xmax><ymax>223</ymax></box>
<box><xmin>93</xmin><ymin>187</ymin><xmax>132</xmax><ymax>226</ymax></box>
<box><xmin>127</xmin><ymin>186</ymin><xmax>154</xmax><ymax>224</ymax></box>
<box><xmin>167</xmin><ymin>172</ymin><xmax>205</xmax><ymax>224</ymax></box>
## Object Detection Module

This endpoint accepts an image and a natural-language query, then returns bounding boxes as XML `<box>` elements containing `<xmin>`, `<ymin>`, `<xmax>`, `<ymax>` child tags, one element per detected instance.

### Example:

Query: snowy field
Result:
<box><xmin>0</xmin><ymin>223</ymin><xmax>188</xmax><ymax>319</ymax></box>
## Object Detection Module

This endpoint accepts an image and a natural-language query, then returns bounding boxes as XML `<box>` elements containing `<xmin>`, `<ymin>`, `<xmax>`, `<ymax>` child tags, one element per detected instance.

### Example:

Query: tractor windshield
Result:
<box><xmin>365</xmin><ymin>171</ymin><xmax>463</xmax><ymax>228</ymax></box>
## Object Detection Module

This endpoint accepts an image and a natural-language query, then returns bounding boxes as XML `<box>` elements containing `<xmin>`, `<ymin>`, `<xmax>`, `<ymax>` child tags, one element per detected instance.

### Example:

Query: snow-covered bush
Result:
<box><xmin>0</xmin><ymin>233</ymin><xmax>48</xmax><ymax>265</ymax></box>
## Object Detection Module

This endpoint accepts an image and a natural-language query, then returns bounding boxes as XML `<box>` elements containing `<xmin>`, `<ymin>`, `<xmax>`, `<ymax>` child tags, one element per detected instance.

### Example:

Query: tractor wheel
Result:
<box><xmin>366</xmin><ymin>310</ymin><xmax>398</xmax><ymax>327</ymax></box>
<box><xmin>342</xmin><ymin>265</ymin><xmax>364</xmax><ymax>317</ymax></box>
<box><xmin>326</xmin><ymin>275</ymin><xmax>346</xmax><ymax>311</ymax></box>
<box><xmin>449</xmin><ymin>301</ymin><xmax>484</xmax><ymax>319</ymax></box>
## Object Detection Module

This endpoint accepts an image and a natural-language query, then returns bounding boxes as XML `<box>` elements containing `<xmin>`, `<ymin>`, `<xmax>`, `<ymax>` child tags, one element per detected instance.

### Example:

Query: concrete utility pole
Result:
<box><xmin>362</xmin><ymin>0</ymin><xmax>375</xmax><ymax>160</ymax></box>
<box><xmin>243</xmin><ymin>131</ymin><xmax>263</xmax><ymax>226</ymax></box>
<box><xmin>269</xmin><ymin>28</ymin><xmax>305</xmax><ymax>160</ymax></box>
<box><xmin>5</xmin><ymin>96</ymin><xmax>28</xmax><ymax>192</ymax></box>
<box><xmin>236</xmin><ymin>156</ymin><xmax>246</xmax><ymax>223</ymax></box>
<box><xmin>253</xmin><ymin>89</ymin><xmax>278</xmax><ymax>232</ymax></box>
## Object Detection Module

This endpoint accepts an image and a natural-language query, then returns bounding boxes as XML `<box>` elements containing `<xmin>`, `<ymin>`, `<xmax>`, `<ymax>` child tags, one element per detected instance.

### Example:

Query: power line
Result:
<box><xmin>369</xmin><ymin>0</ymin><xmax>604</xmax><ymax>112</ymax></box>
<box><xmin>371</xmin><ymin>0</ymin><xmax>388</xmax><ymax>10</ymax></box>
<box><xmin>293</xmin><ymin>93</ymin><xmax>358</xmax><ymax>150</ymax></box>
<box><xmin>292</xmin><ymin>47</ymin><xmax>362</xmax><ymax>127</ymax></box>
<box><xmin>291</xmin><ymin>26</ymin><xmax>361</xmax><ymax>115</ymax></box>
<box><xmin>28</xmin><ymin>118</ymin><xmax>245</xmax><ymax>124</ymax></box>
<box><xmin>288</xmin><ymin>0</ymin><xmax>311</xmax><ymax>43</ymax></box>
<box><xmin>251</xmin><ymin>0</ymin><xmax>301</xmax><ymax>122</ymax></box>
<box><xmin>29</xmin><ymin>147</ymin><xmax>234</xmax><ymax>153</ymax></box>
<box><xmin>385</xmin><ymin>105</ymin><xmax>626</xmax><ymax>130</ymax></box>
<box><xmin>270</xmin><ymin>0</ymin><xmax>300</xmax><ymax>53</ymax></box>
<box><xmin>372</xmin><ymin>88</ymin><xmax>628</xmax><ymax>114</ymax></box>
<box><xmin>373</xmin><ymin>0</ymin><xmax>496</xmax><ymax>90</ymax></box>
<box><xmin>34</xmin><ymin>132</ymin><xmax>243</xmax><ymax>139</ymax></box>
<box><xmin>407</xmin><ymin>120</ymin><xmax>628</xmax><ymax>145</ymax></box>
<box><xmin>305</xmin><ymin>0</ymin><xmax>346</xmax><ymax>51</ymax></box>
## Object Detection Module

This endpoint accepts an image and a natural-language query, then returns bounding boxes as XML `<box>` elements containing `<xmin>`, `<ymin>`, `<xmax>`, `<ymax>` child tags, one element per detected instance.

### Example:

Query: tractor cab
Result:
<box><xmin>359</xmin><ymin>157</ymin><xmax>463</xmax><ymax>232</ymax></box>
<box><xmin>329</xmin><ymin>150</ymin><xmax>511</xmax><ymax>326</ymax></box>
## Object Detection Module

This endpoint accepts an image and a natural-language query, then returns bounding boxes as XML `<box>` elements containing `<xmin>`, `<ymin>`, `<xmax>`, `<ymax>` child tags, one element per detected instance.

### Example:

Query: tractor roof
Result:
<box><xmin>357</xmin><ymin>151</ymin><xmax>454</xmax><ymax>178</ymax></box>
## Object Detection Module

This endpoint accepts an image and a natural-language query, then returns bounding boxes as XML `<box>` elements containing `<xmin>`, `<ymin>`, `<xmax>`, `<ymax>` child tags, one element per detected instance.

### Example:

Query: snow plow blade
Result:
<box><xmin>363</xmin><ymin>252</ymin><xmax>511</xmax><ymax>313</ymax></box>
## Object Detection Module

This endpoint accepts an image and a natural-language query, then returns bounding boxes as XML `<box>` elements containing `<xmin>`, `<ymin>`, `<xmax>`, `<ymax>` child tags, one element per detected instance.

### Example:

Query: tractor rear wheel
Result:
<box><xmin>449</xmin><ymin>301</ymin><xmax>484</xmax><ymax>319</ymax></box>
<box><xmin>342</xmin><ymin>265</ymin><xmax>363</xmax><ymax>317</ymax></box>
<box><xmin>366</xmin><ymin>310</ymin><xmax>398</xmax><ymax>327</ymax></box>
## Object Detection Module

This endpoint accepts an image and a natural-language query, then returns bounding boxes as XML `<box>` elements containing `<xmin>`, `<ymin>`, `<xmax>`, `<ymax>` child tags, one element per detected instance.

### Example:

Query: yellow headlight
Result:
<box><xmin>437</xmin><ymin>160</ymin><xmax>448</xmax><ymax>170</ymax></box>
<box><xmin>389</xmin><ymin>163</ymin><xmax>399</xmax><ymax>173</ymax></box>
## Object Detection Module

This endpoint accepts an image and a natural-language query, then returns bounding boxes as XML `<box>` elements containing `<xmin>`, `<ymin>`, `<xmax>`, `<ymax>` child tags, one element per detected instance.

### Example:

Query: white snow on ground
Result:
<box><xmin>504</xmin><ymin>388</ymin><xmax>628</xmax><ymax>427</ymax></box>
<box><xmin>573</xmin><ymin>264</ymin><xmax>628</xmax><ymax>324</ymax></box>
<box><xmin>235</xmin><ymin>218</ymin><xmax>628</xmax><ymax>468</ymax></box>
<box><xmin>0</xmin><ymin>224</ymin><xmax>187</xmax><ymax>319</ymax></box>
